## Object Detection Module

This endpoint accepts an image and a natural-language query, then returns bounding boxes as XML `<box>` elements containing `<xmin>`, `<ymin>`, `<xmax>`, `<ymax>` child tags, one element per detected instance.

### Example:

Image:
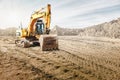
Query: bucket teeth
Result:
<box><xmin>42</xmin><ymin>47</ymin><xmax>59</xmax><ymax>51</ymax></box>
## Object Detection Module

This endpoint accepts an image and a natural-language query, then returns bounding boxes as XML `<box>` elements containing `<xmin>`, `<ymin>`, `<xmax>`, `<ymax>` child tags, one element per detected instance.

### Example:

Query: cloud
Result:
<box><xmin>53</xmin><ymin>0</ymin><xmax>120</xmax><ymax>28</ymax></box>
<box><xmin>0</xmin><ymin>0</ymin><xmax>120</xmax><ymax>29</ymax></box>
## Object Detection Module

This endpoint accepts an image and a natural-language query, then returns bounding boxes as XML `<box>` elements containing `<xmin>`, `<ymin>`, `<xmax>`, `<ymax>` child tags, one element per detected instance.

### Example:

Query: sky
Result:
<box><xmin>0</xmin><ymin>0</ymin><xmax>120</xmax><ymax>29</ymax></box>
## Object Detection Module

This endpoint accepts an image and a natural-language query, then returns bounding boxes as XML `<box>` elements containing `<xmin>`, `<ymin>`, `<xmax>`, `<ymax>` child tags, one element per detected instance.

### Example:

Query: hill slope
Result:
<box><xmin>0</xmin><ymin>27</ymin><xmax>17</xmax><ymax>36</ymax></box>
<box><xmin>79</xmin><ymin>18</ymin><xmax>120</xmax><ymax>38</ymax></box>
<box><xmin>51</xmin><ymin>18</ymin><xmax>120</xmax><ymax>38</ymax></box>
<box><xmin>51</xmin><ymin>25</ymin><xmax>82</xmax><ymax>36</ymax></box>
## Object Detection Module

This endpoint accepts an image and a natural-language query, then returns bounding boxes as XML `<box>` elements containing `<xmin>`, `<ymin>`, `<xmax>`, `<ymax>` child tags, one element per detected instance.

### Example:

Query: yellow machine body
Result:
<box><xmin>15</xmin><ymin>4</ymin><xmax>58</xmax><ymax>51</ymax></box>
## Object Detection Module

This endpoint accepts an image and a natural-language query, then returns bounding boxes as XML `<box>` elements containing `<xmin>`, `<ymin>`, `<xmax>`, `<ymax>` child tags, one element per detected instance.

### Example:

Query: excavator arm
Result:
<box><xmin>27</xmin><ymin>4</ymin><xmax>51</xmax><ymax>36</ymax></box>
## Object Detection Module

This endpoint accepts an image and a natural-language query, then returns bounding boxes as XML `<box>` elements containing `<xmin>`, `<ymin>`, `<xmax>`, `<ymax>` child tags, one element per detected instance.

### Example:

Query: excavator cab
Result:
<box><xmin>35</xmin><ymin>20</ymin><xmax>44</xmax><ymax>34</ymax></box>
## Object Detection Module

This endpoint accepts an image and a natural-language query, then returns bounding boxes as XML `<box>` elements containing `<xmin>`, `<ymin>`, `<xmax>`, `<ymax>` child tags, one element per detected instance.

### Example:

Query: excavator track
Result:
<box><xmin>15</xmin><ymin>39</ymin><xmax>31</xmax><ymax>48</ymax></box>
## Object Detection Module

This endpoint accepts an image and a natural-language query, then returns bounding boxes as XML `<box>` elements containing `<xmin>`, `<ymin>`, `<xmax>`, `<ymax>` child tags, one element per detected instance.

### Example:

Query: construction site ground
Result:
<box><xmin>0</xmin><ymin>36</ymin><xmax>120</xmax><ymax>80</ymax></box>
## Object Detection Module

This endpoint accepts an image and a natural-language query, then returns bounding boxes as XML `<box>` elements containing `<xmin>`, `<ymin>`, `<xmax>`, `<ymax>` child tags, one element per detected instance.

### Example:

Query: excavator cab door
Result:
<box><xmin>35</xmin><ymin>20</ymin><xmax>44</xmax><ymax>34</ymax></box>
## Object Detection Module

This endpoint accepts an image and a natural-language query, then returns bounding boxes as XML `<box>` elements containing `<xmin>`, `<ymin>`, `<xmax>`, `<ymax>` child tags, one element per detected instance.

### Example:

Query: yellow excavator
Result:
<box><xmin>15</xmin><ymin>4</ymin><xmax>58</xmax><ymax>51</ymax></box>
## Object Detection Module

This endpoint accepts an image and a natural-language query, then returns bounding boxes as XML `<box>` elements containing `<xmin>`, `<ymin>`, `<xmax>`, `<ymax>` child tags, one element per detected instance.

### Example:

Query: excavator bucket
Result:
<box><xmin>39</xmin><ymin>35</ymin><xmax>58</xmax><ymax>51</ymax></box>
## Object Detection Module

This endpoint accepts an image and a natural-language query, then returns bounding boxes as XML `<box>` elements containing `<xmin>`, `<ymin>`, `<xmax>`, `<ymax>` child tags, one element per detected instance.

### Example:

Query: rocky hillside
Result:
<box><xmin>0</xmin><ymin>27</ymin><xmax>17</xmax><ymax>36</ymax></box>
<box><xmin>79</xmin><ymin>18</ymin><xmax>120</xmax><ymax>38</ymax></box>
<box><xmin>51</xmin><ymin>25</ymin><xmax>82</xmax><ymax>36</ymax></box>
<box><xmin>51</xmin><ymin>18</ymin><xmax>120</xmax><ymax>38</ymax></box>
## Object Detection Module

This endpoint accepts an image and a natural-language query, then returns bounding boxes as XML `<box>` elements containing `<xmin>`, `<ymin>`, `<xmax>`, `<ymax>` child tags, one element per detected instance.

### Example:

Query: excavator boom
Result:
<box><xmin>28</xmin><ymin>4</ymin><xmax>51</xmax><ymax>36</ymax></box>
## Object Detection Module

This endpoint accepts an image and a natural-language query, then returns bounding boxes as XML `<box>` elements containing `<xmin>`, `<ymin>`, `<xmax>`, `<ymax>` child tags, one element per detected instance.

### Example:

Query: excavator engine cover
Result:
<box><xmin>39</xmin><ymin>35</ymin><xmax>58</xmax><ymax>51</ymax></box>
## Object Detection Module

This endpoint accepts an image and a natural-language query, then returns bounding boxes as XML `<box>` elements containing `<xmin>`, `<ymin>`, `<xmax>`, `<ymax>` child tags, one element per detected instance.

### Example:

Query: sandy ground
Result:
<box><xmin>0</xmin><ymin>36</ymin><xmax>120</xmax><ymax>80</ymax></box>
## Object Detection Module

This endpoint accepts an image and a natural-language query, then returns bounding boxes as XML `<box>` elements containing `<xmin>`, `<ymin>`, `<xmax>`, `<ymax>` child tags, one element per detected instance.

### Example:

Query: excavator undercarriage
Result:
<box><xmin>15</xmin><ymin>35</ymin><xmax>58</xmax><ymax>51</ymax></box>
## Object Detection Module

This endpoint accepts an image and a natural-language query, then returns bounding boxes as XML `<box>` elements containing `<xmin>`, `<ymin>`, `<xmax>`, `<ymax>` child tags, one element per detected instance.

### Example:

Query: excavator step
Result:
<box><xmin>39</xmin><ymin>35</ymin><xmax>58</xmax><ymax>51</ymax></box>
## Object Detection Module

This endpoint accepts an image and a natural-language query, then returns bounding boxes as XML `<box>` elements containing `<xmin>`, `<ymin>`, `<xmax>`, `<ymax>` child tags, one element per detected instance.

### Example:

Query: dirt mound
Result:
<box><xmin>79</xmin><ymin>18</ymin><xmax>120</xmax><ymax>38</ymax></box>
